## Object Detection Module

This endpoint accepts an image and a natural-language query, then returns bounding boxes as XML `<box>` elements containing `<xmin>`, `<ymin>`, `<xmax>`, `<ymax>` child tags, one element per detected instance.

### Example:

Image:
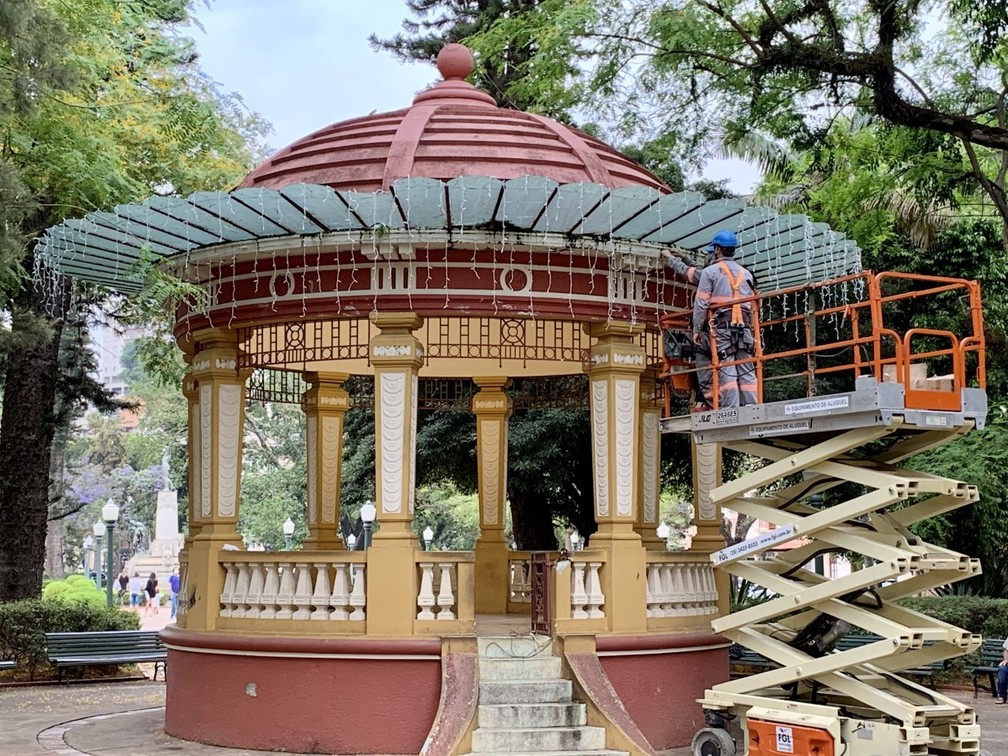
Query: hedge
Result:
<box><xmin>0</xmin><ymin>598</ymin><xmax>139</xmax><ymax>680</ymax></box>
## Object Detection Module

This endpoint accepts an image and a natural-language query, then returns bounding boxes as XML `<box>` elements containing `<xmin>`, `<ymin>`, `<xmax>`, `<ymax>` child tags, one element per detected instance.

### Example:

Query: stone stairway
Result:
<box><xmin>464</xmin><ymin>636</ymin><xmax>629</xmax><ymax>756</ymax></box>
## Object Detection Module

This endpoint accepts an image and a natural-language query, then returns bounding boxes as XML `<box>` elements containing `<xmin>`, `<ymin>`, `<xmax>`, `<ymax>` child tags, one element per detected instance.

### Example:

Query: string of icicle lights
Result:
<box><xmin>31</xmin><ymin>177</ymin><xmax>862</xmax><ymax>360</ymax></box>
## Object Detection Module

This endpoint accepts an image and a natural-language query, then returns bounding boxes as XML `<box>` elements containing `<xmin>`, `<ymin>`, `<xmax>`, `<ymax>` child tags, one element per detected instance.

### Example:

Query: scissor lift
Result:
<box><xmin>660</xmin><ymin>272</ymin><xmax>988</xmax><ymax>756</ymax></box>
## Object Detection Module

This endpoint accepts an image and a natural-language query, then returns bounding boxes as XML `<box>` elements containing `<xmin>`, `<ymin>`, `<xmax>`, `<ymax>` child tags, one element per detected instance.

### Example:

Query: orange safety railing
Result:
<box><xmin>659</xmin><ymin>271</ymin><xmax>985</xmax><ymax>416</ymax></box>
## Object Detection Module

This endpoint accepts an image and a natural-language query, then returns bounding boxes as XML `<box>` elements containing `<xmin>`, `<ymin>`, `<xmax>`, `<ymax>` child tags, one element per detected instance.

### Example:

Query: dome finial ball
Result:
<box><xmin>437</xmin><ymin>44</ymin><xmax>474</xmax><ymax>81</ymax></box>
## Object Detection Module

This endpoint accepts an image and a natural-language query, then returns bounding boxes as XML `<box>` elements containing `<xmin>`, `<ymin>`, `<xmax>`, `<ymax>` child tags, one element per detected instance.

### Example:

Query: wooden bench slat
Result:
<box><xmin>45</xmin><ymin>631</ymin><xmax>167</xmax><ymax>682</ymax></box>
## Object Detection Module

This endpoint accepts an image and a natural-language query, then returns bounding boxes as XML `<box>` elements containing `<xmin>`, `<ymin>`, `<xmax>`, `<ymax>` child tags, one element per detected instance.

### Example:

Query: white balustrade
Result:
<box><xmin>646</xmin><ymin>559</ymin><xmax>718</xmax><ymax>617</ymax></box>
<box><xmin>585</xmin><ymin>561</ymin><xmax>604</xmax><ymax>618</ymax></box>
<box><xmin>416</xmin><ymin>560</ymin><xmax>459</xmax><ymax>621</ymax></box>
<box><xmin>219</xmin><ymin>556</ymin><xmax>365</xmax><ymax>624</ymax></box>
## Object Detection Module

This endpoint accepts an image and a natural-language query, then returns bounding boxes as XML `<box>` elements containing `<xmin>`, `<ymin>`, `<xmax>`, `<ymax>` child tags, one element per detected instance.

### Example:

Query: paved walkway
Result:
<box><xmin>1</xmin><ymin>679</ymin><xmax>1002</xmax><ymax>755</ymax></box>
<box><xmin>1</xmin><ymin>609</ymin><xmax>1002</xmax><ymax>755</ymax></box>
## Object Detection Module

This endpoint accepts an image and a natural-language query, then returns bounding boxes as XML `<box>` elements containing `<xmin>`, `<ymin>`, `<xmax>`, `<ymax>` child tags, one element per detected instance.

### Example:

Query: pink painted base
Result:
<box><xmin>596</xmin><ymin>632</ymin><xmax>729</xmax><ymax>749</ymax></box>
<box><xmin>162</xmin><ymin>628</ymin><xmax>442</xmax><ymax>755</ymax></box>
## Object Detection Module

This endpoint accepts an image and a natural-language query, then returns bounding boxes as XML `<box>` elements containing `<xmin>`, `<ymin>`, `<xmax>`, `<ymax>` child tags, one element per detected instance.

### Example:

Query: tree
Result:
<box><xmin>370</xmin><ymin>0</ymin><xmax>578</xmax><ymax>117</ymax></box>
<box><xmin>0</xmin><ymin>0</ymin><xmax>266</xmax><ymax>601</ymax></box>
<box><xmin>468</xmin><ymin>0</ymin><xmax>1008</xmax><ymax>243</ymax></box>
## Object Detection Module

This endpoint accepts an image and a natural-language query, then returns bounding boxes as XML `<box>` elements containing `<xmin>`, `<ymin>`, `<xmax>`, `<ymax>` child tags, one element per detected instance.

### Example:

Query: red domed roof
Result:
<box><xmin>240</xmin><ymin>44</ymin><xmax>667</xmax><ymax>194</ymax></box>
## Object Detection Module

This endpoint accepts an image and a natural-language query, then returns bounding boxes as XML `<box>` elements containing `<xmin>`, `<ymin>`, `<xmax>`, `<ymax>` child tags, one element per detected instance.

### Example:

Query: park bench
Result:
<box><xmin>45</xmin><ymin>630</ymin><xmax>166</xmax><ymax>683</ymax></box>
<box><xmin>971</xmin><ymin>637</ymin><xmax>1005</xmax><ymax>699</ymax></box>
<box><xmin>0</xmin><ymin>660</ymin><xmax>14</xmax><ymax>671</ymax></box>
<box><xmin>833</xmin><ymin>634</ymin><xmax>944</xmax><ymax>687</ymax></box>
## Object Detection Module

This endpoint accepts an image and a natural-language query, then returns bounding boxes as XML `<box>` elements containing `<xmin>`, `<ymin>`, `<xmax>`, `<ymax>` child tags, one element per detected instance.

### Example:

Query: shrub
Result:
<box><xmin>898</xmin><ymin>595</ymin><xmax>1008</xmax><ymax>678</ymax></box>
<box><xmin>0</xmin><ymin>598</ymin><xmax>139</xmax><ymax>680</ymax></box>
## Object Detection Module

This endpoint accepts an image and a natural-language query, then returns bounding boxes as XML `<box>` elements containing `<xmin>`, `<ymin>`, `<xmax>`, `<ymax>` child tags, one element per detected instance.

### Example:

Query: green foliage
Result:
<box><xmin>899</xmin><ymin>595</ymin><xmax>1008</xmax><ymax>639</ymax></box>
<box><xmin>910</xmin><ymin>409</ymin><xmax>1008</xmax><ymax>596</ymax></box>
<box><xmin>0</xmin><ymin>598</ymin><xmax>138</xmax><ymax>678</ymax></box>
<box><xmin>412</xmin><ymin>484</ymin><xmax>480</xmax><ymax>551</ymax></box>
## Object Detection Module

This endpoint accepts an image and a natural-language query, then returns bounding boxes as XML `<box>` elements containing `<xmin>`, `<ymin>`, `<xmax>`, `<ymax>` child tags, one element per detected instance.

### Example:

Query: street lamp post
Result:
<box><xmin>92</xmin><ymin>521</ymin><xmax>104</xmax><ymax>586</ymax></box>
<box><xmin>422</xmin><ymin>526</ymin><xmax>434</xmax><ymax>552</ymax></box>
<box><xmin>282</xmin><ymin>517</ymin><xmax>295</xmax><ymax>551</ymax></box>
<box><xmin>102</xmin><ymin>499</ymin><xmax>120</xmax><ymax>608</ymax></box>
<box><xmin>360</xmin><ymin>500</ymin><xmax>376</xmax><ymax>550</ymax></box>
<box><xmin>346</xmin><ymin>533</ymin><xmax>357</xmax><ymax>551</ymax></box>
<box><xmin>83</xmin><ymin>536</ymin><xmax>94</xmax><ymax>575</ymax></box>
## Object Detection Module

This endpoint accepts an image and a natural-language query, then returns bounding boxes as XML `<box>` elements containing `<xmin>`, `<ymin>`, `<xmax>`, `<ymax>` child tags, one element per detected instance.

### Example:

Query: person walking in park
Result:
<box><xmin>691</xmin><ymin>229</ymin><xmax>757</xmax><ymax>410</ymax></box>
<box><xmin>117</xmin><ymin>571</ymin><xmax>128</xmax><ymax>605</ymax></box>
<box><xmin>145</xmin><ymin>572</ymin><xmax>159</xmax><ymax>617</ymax></box>
<box><xmin>169</xmin><ymin>568</ymin><xmax>180</xmax><ymax>619</ymax></box>
<box><xmin>128</xmin><ymin>572</ymin><xmax>143</xmax><ymax>613</ymax></box>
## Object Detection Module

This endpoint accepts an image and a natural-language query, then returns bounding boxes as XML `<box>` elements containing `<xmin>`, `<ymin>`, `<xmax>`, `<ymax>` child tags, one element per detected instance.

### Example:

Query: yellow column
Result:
<box><xmin>181</xmin><ymin>368</ymin><xmax>202</xmax><ymax>545</ymax></box>
<box><xmin>585</xmin><ymin>322</ymin><xmax>647</xmax><ymax>632</ymax></box>
<box><xmin>472</xmin><ymin>376</ymin><xmax>512</xmax><ymax>614</ymax></box>
<box><xmin>184</xmin><ymin>330</ymin><xmax>248</xmax><ymax>631</ymax></box>
<box><xmin>367</xmin><ymin>313</ymin><xmax>424</xmax><ymax>635</ymax></box>
<box><xmin>690</xmin><ymin>439</ymin><xmax>730</xmax><ymax>614</ymax></box>
<box><xmin>302</xmin><ymin>372</ymin><xmax>350</xmax><ymax>551</ymax></box>
<box><xmin>636</xmin><ymin>369</ymin><xmax>664</xmax><ymax>551</ymax></box>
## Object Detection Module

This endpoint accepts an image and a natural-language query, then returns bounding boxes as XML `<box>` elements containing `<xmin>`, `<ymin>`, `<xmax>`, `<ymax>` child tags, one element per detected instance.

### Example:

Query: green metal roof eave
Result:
<box><xmin>35</xmin><ymin>176</ymin><xmax>862</xmax><ymax>295</ymax></box>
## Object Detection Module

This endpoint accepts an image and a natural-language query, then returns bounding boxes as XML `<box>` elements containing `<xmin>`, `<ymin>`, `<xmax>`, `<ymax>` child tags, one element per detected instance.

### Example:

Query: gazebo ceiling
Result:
<box><xmin>36</xmin><ymin>175</ymin><xmax>861</xmax><ymax>296</ymax></box>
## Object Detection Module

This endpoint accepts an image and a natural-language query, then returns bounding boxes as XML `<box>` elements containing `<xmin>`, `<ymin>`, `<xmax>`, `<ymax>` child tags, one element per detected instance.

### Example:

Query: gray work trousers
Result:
<box><xmin>695</xmin><ymin>328</ymin><xmax>757</xmax><ymax>408</ymax></box>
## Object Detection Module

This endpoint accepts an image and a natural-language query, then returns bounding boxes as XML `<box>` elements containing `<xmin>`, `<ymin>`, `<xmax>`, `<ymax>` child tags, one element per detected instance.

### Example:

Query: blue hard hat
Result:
<box><xmin>705</xmin><ymin>229</ymin><xmax>738</xmax><ymax>252</ymax></box>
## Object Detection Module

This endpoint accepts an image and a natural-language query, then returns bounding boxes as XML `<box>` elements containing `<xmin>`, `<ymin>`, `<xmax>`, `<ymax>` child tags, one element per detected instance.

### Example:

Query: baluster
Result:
<box><xmin>509</xmin><ymin>560</ymin><xmax>522</xmax><ymax>602</ymax></box>
<box><xmin>310</xmin><ymin>562</ymin><xmax>332</xmax><ymax>620</ymax></box>
<box><xmin>291</xmin><ymin>562</ymin><xmax>314</xmax><ymax>620</ymax></box>
<box><xmin>646</xmin><ymin>564</ymin><xmax>663</xmax><ymax>618</ymax></box>
<box><xmin>436</xmin><ymin>564</ymin><xmax>455</xmax><ymax>620</ymax></box>
<box><xmin>417</xmin><ymin>562</ymin><xmax>436</xmax><ymax>620</ymax></box>
<box><xmin>245</xmin><ymin>562</ymin><xmax>265</xmax><ymax>619</ymax></box>
<box><xmin>668</xmin><ymin>563</ymin><xmax>688</xmax><ymax>615</ymax></box>
<box><xmin>586</xmin><ymin>562</ymin><xmax>605</xmax><ymax>618</ymax></box>
<box><xmin>348</xmin><ymin>565</ymin><xmax>366</xmax><ymax>620</ymax></box>
<box><xmin>231</xmin><ymin>562</ymin><xmax>250</xmax><ymax>619</ymax></box>
<box><xmin>259</xmin><ymin>563</ymin><xmax>280</xmax><ymax>620</ymax></box>
<box><xmin>327</xmin><ymin>564</ymin><xmax>349</xmax><ymax>620</ymax></box>
<box><xmin>521</xmin><ymin>559</ymin><xmax>532</xmax><ymax>602</ymax></box>
<box><xmin>275</xmin><ymin>562</ymin><xmax>297</xmax><ymax>620</ymax></box>
<box><xmin>684</xmin><ymin>564</ymin><xmax>702</xmax><ymax>615</ymax></box>
<box><xmin>570</xmin><ymin>561</ymin><xmax>588</xmax><ymax>619</ymax></box>
<box><xmin>178</xmin><ymin>565</ymin><xmax>189</xmax><ymax>617</ymax></box>
<box><xmin>219</xmin><ymin>562</ymin><xmax>238</xmax><ymax>618</ymax></box>
<box><xmin>657</xmin><ymin>564</ymin><xmax>673</xmax><ymax>616</ymax></box>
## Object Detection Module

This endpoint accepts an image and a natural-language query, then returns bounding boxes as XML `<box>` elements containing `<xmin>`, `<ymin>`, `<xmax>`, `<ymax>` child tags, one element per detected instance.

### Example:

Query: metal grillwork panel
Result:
<box><xmin>246</xmin><ymin>369</ymin><xmax>308</xmax><ymax>405</ymax></box>
<box><xmin>529</xmin><ymin>552</ymin><xmax>553</xmax><ymax>636</ymax></box>
<box><xmin>238</xmin><ymin>320</ymin><xmax>370</xmax><ymax>369</ymax></box>
<box><xmin>237</xmin><ymin>316</ymin><xmax>663</xmax><ymax>371</ymax></box>
<box><xmin>509</xmin><ymin>376</ymin><xmax>589</xmax><ymax>410</ymax></box>
<box><xmin>423</xmin><ymin>317</ymin><xmax>589</xmax><ymax>367</ymax></box>
<box><xmin>419</xmin><ymin>378</ymin><xmax>477</xmax><ymax>410</ymax></box>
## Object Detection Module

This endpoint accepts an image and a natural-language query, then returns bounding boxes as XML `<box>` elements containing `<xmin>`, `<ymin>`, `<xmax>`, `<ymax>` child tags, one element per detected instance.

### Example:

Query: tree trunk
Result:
<box><xmin>45</xmin><ymin>431</ymin><xmax>68</xmax><ymax>579</ymax></box>
<box><xmin>508</xmin><ymin>490</ymin><xmax>558</xmax><ymax>550</ymax></box>
<box><xmin>0</xmin><ymin>289</ymin><xmax>66</xmax><ymax>600</ymax></box>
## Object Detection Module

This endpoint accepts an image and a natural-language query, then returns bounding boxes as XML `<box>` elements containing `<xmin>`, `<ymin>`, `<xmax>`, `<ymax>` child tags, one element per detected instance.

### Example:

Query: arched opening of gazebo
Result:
<box><xmin>35</xmin><ymin>44</ymin><xmax>864</xmax><ymax>755</ymax></box>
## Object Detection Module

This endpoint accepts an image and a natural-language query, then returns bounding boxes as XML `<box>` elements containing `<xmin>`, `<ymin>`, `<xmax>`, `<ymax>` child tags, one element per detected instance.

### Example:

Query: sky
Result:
<box><xmin>186</xmin><ymin>1</ymin><xmax>759</xmax><ymax>193</ymax></box>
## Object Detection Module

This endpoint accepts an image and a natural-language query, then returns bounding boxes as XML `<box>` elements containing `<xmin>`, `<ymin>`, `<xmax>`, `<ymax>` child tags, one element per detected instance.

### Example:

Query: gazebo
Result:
<box><xmin>36</xmin><ymin>45</ymin><xmax>861</xmax><ymax>755</ymax></box>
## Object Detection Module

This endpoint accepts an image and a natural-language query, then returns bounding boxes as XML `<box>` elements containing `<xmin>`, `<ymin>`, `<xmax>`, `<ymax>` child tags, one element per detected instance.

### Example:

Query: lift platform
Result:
<box><xmin>660</xmin><ymin>272</ymin><xmax>988</xmax><ymax>756</ymax></box>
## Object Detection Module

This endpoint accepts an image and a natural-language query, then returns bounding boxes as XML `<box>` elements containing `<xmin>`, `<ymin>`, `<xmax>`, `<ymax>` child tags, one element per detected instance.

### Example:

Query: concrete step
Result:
<box><xmin>470</xmin><ymin>725</ymin><xmax>607</xmax><ymax>752</ymax></box>
<box><xmin>479</xmin><ymin>655</ymin><xmax>564</xmax><ymax>680</ymax></box>
<box><xmin>479</xmin><ymin>679</ymin><xmax>573</xmax><ymax>705</ymax></box>
<box><xmin>478</xmin><ymin>635</ymin><xmax>554</xmax><ymax>659</ymax></box>
<box><xmin>478</xmin><ymin>702</ymin><xmax>587</xmax><ymax>729</ymax></box>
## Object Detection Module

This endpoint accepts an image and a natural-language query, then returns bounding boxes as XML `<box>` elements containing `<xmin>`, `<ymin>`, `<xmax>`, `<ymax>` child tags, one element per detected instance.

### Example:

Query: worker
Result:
<box><xmin>691</xmin><ymin>229</ymin><xmax>757</xmax><ymax>410</ymax></box>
